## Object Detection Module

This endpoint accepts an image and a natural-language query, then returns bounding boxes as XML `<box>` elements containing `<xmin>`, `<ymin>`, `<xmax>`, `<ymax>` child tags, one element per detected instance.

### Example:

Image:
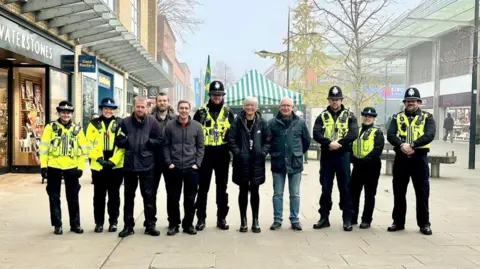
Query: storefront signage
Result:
<box><xmin>147</xmin><ymin>86</ymin><xmax>160</xmax><ymax>99</ymax></box>
<box><xmin>361</xmin><ymin>85</ymin><xmax>405</xmax><ymax>99</ymax></box>
<box><xmin>98</xmin><ymin>74</ymin><xmax>111</xmax><ymax>89</ymax></box>
<box><xmin>0</xmin><ymin>15</ymin><xmax>72</xmax><ymax>68</ymax></box>
<box><xmin>78</xmin><ymin>55</ymin><xmax>96</xmax><ymax>73</ymax></box>
<box><xmin>61</xmin><ymin>55</ymin><xmax>97</xmax><ymax>73</ymax></box>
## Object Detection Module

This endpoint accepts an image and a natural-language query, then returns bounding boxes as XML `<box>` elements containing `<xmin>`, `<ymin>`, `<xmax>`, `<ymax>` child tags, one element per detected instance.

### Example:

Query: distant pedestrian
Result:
<box><xmin>443</xmin><ymin>113</ymin><xmax>454</xmax><ymax>143</ymax></box>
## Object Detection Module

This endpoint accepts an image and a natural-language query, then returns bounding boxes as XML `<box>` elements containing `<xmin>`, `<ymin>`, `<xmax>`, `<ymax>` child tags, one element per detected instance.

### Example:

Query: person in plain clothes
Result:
<box><xmin>163</xmin><ymin>100</ymin><xmax>205</xmax><ymax>236</ymax></box>
<box><xmin>115</xmin><ymin>96</ymin><xmax>162</xmax><ymax>238</ymax></box>
<box><xmin>443</xmin><ymin>113</ymin><xmax>454</xmax><ymax>142</ymax></box>
<box><xmin>268</xmin><ymin>97</ymin><xmax>311</xmax><ymax>231</ymax></box>
<box><xmin>228</xmin><ymin>97</ymin><xmax>271</xmax><ymax>233</ymax></box>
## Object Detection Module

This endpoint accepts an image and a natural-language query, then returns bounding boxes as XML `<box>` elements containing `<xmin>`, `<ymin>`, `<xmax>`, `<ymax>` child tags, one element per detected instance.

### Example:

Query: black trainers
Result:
<box><xmin>195</xmin><ymin>219</ymin><xmax>206</xmax><ymax>231</ymax></box>
<box><xmin>291</xmin><ymin>223</ymin><xmax>302</xmax><ymax>231</ymax></box>
<box><xmin>167</xmin><ymin>226</ymin><xmax>179</xmax><ymax>236</ymax></box>
<box><xmin>270</xmin><ymin>222</ymin><xmax>282</xmax><ymax>230</ymax></box>
<box><xmin>108</xmin><ymin>224</ymin><xmax>117</xmax><ymax>232</ymax></box>
<box><xmin>343</xmin><ymin>222</ymin><xmax>353</xmax><ymax>232</ymax></box>
<box><xmin>70</xmin><ymin>226</ymin><xmax>84</xmax><ymax>234</ymax></box>
<box><xmin>359</xmin><ymin>222</ymin><xmax>371</xmax><ymax>229</ymax></box>
<box><xmin>217</xmin><ymin>219</ymin><xmax>229</xmax><ymax>230</ymax></box>
<box><xmin>54</xmin><ymin>226</ymin><xmax>63</xmax><ymax>235</ymax></box>
<box><xmin>183</xmin><ymin>226</ymin><xmax>197</xmax><ymax>235</ymax></box>
<box><xmin>144</xmin><ymin>227</ymin><xmax>160</xmax><ymax>236</ymax></box>
<box><xmin>94</xmin><ymin>225</ymin><xmax>103</xmax><ymax>233</ymax></box>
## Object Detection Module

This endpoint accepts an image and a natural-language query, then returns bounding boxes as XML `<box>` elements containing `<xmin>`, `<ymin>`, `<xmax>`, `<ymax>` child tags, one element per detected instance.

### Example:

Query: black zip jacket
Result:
<box><xmin>163</xmin><ymin>116</ymin><xmax>205</xmax><ymax>170</ymax></box>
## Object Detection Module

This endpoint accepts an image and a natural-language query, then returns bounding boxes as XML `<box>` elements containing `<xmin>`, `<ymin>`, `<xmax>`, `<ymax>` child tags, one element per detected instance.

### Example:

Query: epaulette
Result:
<box><xmin>90</xmin><ymin>118</ymin><xmax>103</xmax><ymax>130</ymax></box>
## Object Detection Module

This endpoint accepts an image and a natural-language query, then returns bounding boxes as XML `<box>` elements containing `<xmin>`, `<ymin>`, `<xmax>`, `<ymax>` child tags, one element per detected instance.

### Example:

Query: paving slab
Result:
<box><xmin>0</xmin><ymin>141</ymin><xmax>480</xmax><ymax>269</ymax></box>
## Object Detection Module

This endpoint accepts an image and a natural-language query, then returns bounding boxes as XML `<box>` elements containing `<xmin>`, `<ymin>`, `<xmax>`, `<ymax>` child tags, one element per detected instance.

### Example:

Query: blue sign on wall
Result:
<box><xmin>61</xmin><ymin>55</ymin><xmax>97</xmax><ymax>73</ymax></box>
<box><xmin>361</xmin><ymin>85</ymin><xmax>405</xmax><ymax>99</ymax></box>
<box><xmin>98</xmin><ymin>70</ymin><xmax>114</xmax><ymax>106</ymax></box>
<box><xmin>194</xmin><ymin>78</ymin><xmax>201</xmax><ymax>107</ymax></box>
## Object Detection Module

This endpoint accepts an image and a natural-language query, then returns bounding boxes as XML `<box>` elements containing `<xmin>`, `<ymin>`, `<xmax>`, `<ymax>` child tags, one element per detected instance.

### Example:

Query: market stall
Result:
<box><xmin>224</xmin><ymin>69</ymin><xmax>303</xmax><ymax>121</ymax></box>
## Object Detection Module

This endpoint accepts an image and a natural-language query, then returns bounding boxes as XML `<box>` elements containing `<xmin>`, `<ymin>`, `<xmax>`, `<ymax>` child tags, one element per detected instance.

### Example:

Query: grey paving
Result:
<box><xmin>0</xmin><ymin>141</ymin><xmax>480</xmax><ymax>269</ymax></box>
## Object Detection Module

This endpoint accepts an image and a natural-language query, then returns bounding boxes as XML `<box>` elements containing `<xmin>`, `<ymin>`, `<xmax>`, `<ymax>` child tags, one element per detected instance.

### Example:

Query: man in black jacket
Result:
<box><xmin>387</xmin><ymin>87</ymin><xmax>435</xmax><ymax>235</ymax></box>
<box><xmin>312</xmin><ymin>86</ymin><xmax>358</xmax><ymax>232</ymax></box>
<box><xmin>149</xmin><ymin>92</ymin><xmax>176</xmax><ymax>228</ymax></box>
<box><xmin>115</xmin><ymin>96</ymin><xmax>162</xmax><ymax>238</ymax></box>
<box><xmin>164</xmin><ymin>100</ymin><xmax>204</xmax><ymax>236</ymax></box>
<box><xmin>350</xmin><ymin>107</ymin><xmax>384</xmax><ymax>229</ymax></box>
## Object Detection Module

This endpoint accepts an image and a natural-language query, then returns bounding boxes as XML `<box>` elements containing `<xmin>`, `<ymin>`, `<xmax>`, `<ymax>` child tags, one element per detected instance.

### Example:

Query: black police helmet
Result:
<box><xmin>99</xmin><ymin>97</ymin><xmax>118</xmax><ymax>109</ymax></box>
<box><xmin>208</xmin><ymin>80</ymin><xmax>226</xmax><ymax>95</ymax></box>
<box><xmin>403</xmin><ymin>87</ymin><xmax>422</xmax><ymax>102</ymax></box>
<box><xmin>56</xmin><ymin>100</ymin><xmax>74</xmax><ymax>112</ymax></box>
<box><xmin>361</xmin><ymin>107</ymin><xmax>377</xmax><ymax>117</ymax></box>
<box><xmin>327</xmin><ymin>85</ymin><xmax>343</xmax><ymax>99</ymax></box>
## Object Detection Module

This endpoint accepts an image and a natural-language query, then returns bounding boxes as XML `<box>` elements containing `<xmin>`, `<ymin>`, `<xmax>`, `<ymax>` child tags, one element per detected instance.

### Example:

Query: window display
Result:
<box><xmin>50</xmin><ymin>69</ymin><xmax>69</xmax><ymax>122</ymax></box>
<box><xmin>0</xmin><ymin>69</ymin><xmax>8</xmax><ymax>168</ymax></box>
<box><xmin>446</xmin><ymin>107</ymin><xmax>470</xmax><ymax>140</ymax></box>
<box><xmin>13</xmin><ymin>68</ymin><xmax>46</xmax><ymax>166</ymax></box>
<box><xmin>82</xmin><ymin>76</ymin><xmax>96</xmax><ymax>129</ymax></box>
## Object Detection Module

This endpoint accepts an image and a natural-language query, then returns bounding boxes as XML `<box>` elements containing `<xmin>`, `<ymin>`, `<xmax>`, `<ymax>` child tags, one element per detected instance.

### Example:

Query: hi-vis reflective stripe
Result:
<box><xmin>40</xmin><ymin>141</ymin><xmax>49</xmax><ymax>147</ymax></box>
<box><xmin>39</xmin><ymin>150</ymin><xmax>48</xmax><ymax>155</ymax></box>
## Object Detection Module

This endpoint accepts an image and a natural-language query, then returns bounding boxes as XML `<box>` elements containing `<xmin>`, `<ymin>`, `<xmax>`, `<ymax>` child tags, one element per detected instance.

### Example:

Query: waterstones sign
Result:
<box><xmin>0</xmin><ymin>16</ymin><xmax>72</xmax><ymax>68</ymax></box>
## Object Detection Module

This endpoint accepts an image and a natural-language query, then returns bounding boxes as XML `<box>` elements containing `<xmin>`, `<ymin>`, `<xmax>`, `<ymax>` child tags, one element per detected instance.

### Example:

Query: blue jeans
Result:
<box><xmin>272</xmin><ymin>172</ymin><xmax>301</xmax><ymax>224</ymax></box>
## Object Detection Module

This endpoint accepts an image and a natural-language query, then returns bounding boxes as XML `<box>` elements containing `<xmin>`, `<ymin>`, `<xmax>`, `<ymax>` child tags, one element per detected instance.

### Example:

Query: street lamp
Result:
<box><xmin>469</xmin><ymin>0</ymin><xmax>479</xmax><ymax>169</ymax></box>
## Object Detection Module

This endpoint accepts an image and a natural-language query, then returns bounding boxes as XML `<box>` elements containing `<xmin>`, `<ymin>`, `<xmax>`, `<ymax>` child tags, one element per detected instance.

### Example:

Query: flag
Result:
<box><xmin>204</xmin><ymin>55</ymin><xmax>211</xmax><ymax>102</ymax></box>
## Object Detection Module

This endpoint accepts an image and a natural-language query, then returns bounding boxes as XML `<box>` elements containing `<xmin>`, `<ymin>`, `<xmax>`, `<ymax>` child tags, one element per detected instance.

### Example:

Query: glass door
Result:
<box><xmin>0</xmin><ymin>68</ymin><xmax>8</xmax><ymax>171</ymax></box>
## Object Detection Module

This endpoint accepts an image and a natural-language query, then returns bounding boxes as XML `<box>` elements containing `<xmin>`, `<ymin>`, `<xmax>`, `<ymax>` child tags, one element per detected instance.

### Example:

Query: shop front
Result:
<box><xmin>126</xmin><ymin>79</ymin><xmax>142</xmax><ymax>114</ymax></box>
<box><xmin>0</xmin><ymin>13</ymin><xmax>73</xmax><ymax>174</ymax></box>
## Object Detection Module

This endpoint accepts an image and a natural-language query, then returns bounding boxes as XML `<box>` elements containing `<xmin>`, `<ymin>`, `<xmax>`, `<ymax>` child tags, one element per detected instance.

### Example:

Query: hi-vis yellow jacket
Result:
<box><xmin>86</xmin><ymin>117</ymin><xmax>124</xmax><ymax>171</ymax></box>
<box><xmin>39</xmin><ymin>120</ymin><xmax>89</xmax><ymax>170</ymax></box>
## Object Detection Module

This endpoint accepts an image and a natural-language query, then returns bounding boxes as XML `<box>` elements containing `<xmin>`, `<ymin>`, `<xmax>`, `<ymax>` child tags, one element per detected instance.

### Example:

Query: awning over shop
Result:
<box><xmin>15</xmin><ymin>0</ymin><xmax>172</xmax><ymax>89</ymax></box>
<box><xmin>225</xmin><ymin>69</ymin><xmax>303</xmax><ymax>106</ymax></box>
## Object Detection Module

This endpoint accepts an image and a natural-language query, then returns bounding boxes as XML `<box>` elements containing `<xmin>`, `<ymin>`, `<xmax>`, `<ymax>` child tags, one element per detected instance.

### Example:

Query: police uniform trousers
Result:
<box><xmin>166</xmin><ymin>167</ymin><xmax>199</xmax><ymax>228</ymax></box>
<box><xmin>318</xmin><ymin>152</ymin><xmax>352</xmax><ymax>222</ymax></box>
<box><xmin>92</xmin><ymin>168</ymin><xmax>123</xmax><ymax>226</ymax></box>
<box><xmin>392</xmin><ymin>153</ymin><xmax>430</xmax><ymax>227</ymax></box>
<box><xmin>46</xmin><ymin>167</ymin><xmax>81</xmax><ymax>228</ymax></box>
<box><xmin>123</xmin><ymin>169</ymin><xmax>156</xmax><ymax>228</ymax></box>
<box><xmin>195</xmin><ymin>145</ymin><xmax>230</xmax><ymax>220</ymax></box>
<box><xmin>349</xmin><ymin>159</ymin><xmax>381</xmax><ymax>224</ymax></box>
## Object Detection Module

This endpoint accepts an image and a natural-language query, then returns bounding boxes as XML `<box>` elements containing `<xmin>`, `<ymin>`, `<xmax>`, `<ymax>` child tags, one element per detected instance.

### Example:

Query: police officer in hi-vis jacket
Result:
<box><xmin>86</xmin><ymin>98</ymin><xmax>124</xmax><ymax>233</ymax></box>
<box><xmin>39</xmin><ymin>101</ymin><xmax>90</xmax><ymax>235</ymax></box>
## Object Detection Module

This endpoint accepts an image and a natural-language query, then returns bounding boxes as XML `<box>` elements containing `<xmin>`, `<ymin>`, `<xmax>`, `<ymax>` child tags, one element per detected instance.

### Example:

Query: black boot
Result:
<box><xmin>313</xmin><ymin>217</ymin><xmax>330</xmax><ymax>229</ymax></box>
<box><xmin>70</xmin><ymin>226</ymin><xmax>84</xmax><ymax>234</ymax></box>
<box><xmin>343</xmin><ymin>221</ymin><xmax>353</xmax><ymax>232</ymax></box>
<box><xmin>94</xmin><ymin>225</ymin><xmax>103</xmax><ymax>233</ymax></box>
<box><xmin>167</xmin><ymin>225</ymin><xmax>179</xmax><ymax>236</ymax></box>
<box><xmin>118</xmin><ymin>227</ymin><xmax>135</xmax><ymax>238</ymax></box>
<box><xmin>54</xmin><ymin>226</ymin><xmax>63</xmax><ymax>235</ymax></box>
<box><xmin>420</xmin><ymin>225</ymin><xmax>432</xmax><ymax>235</ymax></box>
<box><xmin>239</xmin><ymin>217</ymin><xmax>248</xmax><ymax>233</ymax></box>
<box><xmin>144</xmin><ymin>227</ymin><xmax>161</xmax><ymax>236</ymax></box>
<box><xmin>387</xmin><ymin>223</ymin><xmax>405</xmax><ymax>232</ymax></box>
<box><xmin>195</xmin><ymin>219</ymin><xmax>206</xmax><ymax>231</ymax></box>
<box><xmin>217</xmin><ymin>218</ymin><xmax>229</xmax><ymax>230</ymax></box>
<box><xmin>108</xmin><ymin>224</ymin><xmax>117</xmax><ymax>232</ymax></box>
<box><xmin>251</xmin><ymin>218</ymin><xmax>261</xmax><ymax>233</ymax></box>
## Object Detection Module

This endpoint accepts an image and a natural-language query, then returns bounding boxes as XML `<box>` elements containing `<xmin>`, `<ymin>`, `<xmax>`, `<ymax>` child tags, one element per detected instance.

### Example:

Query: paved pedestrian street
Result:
<box><xmin>1</xmin><ymin>141</ymin><xmax>480</xmax><ymax>269</ymax></box>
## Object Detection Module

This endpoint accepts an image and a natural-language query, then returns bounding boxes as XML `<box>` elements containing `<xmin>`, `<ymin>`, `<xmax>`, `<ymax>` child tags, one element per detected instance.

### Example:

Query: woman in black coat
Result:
<box><xmin>228</xmin><ymin>97</ymin><xmax>271</xmax><ymax>233</ymax></box>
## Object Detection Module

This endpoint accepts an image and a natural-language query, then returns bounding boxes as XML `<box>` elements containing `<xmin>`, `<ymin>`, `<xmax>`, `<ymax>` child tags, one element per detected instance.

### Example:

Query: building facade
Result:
<box><xmin>0</xmin><ymin>0</ymin><xmax>172</xmax><ymax>175</ymax></box>
<box><xmin>156</xmin><ymin>15</ymin><xmax>192</xmax><ymax>108</ymax></box>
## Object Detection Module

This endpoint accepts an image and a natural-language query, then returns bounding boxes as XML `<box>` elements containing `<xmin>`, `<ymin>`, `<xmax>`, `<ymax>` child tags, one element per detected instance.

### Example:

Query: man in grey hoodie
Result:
<box><xmin>163</xmin><ymin>100</ymin><xmax>204</xmax><ymax>236</ymax></box>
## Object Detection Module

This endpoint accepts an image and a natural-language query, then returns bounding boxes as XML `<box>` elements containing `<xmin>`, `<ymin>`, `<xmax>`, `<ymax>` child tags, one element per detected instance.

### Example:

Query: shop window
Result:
<box><xmin>126</xmin><ymin>92</ymin><xmax>135</xmax><ymax>114</ymax></box>
<box><xmin>0</xmin><ymin>69</ymin><xmax>8</xmax><ymax>168</ymax></box>
<box><xmin>114</xmin><ymin>87</ymin><xmax>124</xmax><ymax>117</ymax></box>
<box><xmin>50</xmin><ymin>69</ymin><xmax>69</xmax><ymax>122</ymax></box>
<box><xmin>82</xmin><ymin>76</ymin><xmax>96</xmax><ymax>129</ymax></box>
<box><xmin>13</xmin><ymin>67</ymin><xmax>46</xmax><ymax>166</ymax></box>
<box><xmin>131</xmin><ymin>0</ymin><xmax>139</xmax><ymax>39</ymax></box>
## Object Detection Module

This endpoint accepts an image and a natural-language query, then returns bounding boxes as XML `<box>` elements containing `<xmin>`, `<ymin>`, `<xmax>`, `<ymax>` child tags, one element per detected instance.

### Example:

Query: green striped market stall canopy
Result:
<box><xmin>224</xmin><ymin>69</ymin><xmax>303</xmax><ymax>106</ymax></box>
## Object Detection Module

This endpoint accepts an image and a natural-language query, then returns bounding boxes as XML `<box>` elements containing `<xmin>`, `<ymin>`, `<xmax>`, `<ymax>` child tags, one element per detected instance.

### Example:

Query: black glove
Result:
<box><xmin>103</xmin><ymin>161</ymin><xmax>115</xmax><ymax>169</ymax></box>
<box><xmin>41</xmin><ymin>168</ymin><xmax>48</xmax><ymax>179</ymax></box>
<box><xmin>77</xmin><ymin>170</ymin><xmax>83</xmax><ymax>178</ymax></box>
<box><xmin>97</xmin><ymin>157</ymin><xmax>108</xmax><ymax>166</ymax></box>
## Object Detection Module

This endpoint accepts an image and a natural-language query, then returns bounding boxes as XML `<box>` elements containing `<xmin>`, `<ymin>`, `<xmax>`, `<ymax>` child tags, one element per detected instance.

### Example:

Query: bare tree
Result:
<box><xmin>157</xmin><ymin>0</ymin><xmax>203</xmax><ymax>43</ymax></box>
<box><xmin>313</xmin><ymin>0</ymin><xmax>395</xmax><ymax>114</ymax></box>
<box><xmin>212</xmin><ymin>61</ymin><xmax>236</xmax><ymax>89</ymax></box>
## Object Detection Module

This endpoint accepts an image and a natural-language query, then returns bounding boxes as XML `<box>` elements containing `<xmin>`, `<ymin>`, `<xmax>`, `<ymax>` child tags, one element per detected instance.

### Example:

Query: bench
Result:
<box><xmin>380</xmin><ymin>149</ymin><xmax>457</xmax><ymax>178</ymax></box>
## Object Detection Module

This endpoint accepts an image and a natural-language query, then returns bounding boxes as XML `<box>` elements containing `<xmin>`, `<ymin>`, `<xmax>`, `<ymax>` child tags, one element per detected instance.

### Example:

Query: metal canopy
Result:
<box><xmin>19</xmin><ymin>0</ymin><xmax>172</xmax><ymax>89</ymax></box>
<box><xmin>371</xmin><ymin>0</ymin><xmax>475</xmax><ymax>59</ymax></box>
